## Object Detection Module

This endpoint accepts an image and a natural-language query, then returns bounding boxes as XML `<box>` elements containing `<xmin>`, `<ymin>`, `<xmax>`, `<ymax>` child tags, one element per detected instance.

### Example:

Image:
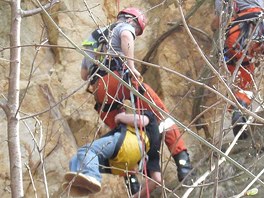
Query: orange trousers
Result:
<box><xmin>94</xmin><ymin>71</ymin><xmax>186</xmax><ymax>155</ymax></box>
<box><xmin>225</xmin><ymin>7</ymin><xmax>262</xmax><ymax>90</ymax></box>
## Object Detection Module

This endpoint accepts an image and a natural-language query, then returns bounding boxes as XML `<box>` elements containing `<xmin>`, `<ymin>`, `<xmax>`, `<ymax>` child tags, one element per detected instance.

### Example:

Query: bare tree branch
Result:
<box><xmin>25</xmin><ymin>163</ymin><xmax>38</xmax><ymax>198</ymax></box>
<box><xmin>8</xmin><ymin>0</ymin><xmax>23</xmax><ymax>196</ymax></box>
<box><xmin>0</xmin><ymin>43</ymin><xmax>76</xmax><ymax>52</ymax></box>
<box><xmin>21</xmin><ymin>0</ymin><xmax>59</xmax><ymax>18</ymax></box>
<box><xmin>0</xmin><ymin>102</ymin><xmax>8</xmax><ymax>116</ymax></box>
<box><xmin>17</xmin><ymin>38</ymin><xmax>48</xmax><ymax>116</ymax></box>
<box><xmin>180</xmin><ymin>24</ymin><xmax>213</xmax><ymax>42</ymax></box>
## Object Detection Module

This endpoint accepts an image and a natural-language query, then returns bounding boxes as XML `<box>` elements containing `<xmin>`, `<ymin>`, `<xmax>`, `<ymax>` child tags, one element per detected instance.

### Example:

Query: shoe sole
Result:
<box><xmin>64</xmin><ymin>172</ymin><xmax>101</xmax><ymax>193</ymax></box>
<box><xmin>62</xmin><ymin>182</ymin><xmax>91</xmax><ymax>197</ymax></box>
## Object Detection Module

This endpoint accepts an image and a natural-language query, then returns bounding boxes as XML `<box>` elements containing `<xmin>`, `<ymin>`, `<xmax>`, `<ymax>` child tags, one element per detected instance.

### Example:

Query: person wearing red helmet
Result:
<box><xmin>81</xmin><ymin>7</ymin><xmax>194</xmax><ymax>194</ymax></box>
<box><xmin>117</xmin><ymin>7</ymin><xmax>146</xmax><ymax>36</ymax></box>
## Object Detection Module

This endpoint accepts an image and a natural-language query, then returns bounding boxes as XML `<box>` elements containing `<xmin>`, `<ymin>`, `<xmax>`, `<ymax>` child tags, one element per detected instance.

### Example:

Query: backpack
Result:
<box><xmin>108</xmin><ymin>124</ymin><xmax>150</xmax><ymax>176</ymax></box>
<box><xmin>81</xmin><ymin>23</ymin><xmax>117</xmax><ymax>84</ymax></box>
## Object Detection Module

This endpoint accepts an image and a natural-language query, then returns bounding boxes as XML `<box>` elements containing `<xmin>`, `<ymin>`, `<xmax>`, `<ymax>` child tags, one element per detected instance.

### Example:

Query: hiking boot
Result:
<box><xmin>231</xmin><ymin>91</ymin><xmax>250</xmax><ymax>140</ymax></box>
<box><xmin>64</xmin><ymin>172</ymin><xmax>101</xmax><ymax>193</ymax></box>
<box><xmin>124</xmin><ymin>174</ymin><xmax>140</xmax><ymax>195</ymax></box>
<box><xmin>62</xmin><ymin>182</ymin><xmax>91</xmax><ymax>197</ymax></box>
<box><xmin>173</xmin><ymin>150</ymin><xmax>193</xmax><ymax>182</ymax></box>
<box><xmin>232</xmin><ymin>109</ymin><xmax>249</xmax><ymax>140</ymax></box>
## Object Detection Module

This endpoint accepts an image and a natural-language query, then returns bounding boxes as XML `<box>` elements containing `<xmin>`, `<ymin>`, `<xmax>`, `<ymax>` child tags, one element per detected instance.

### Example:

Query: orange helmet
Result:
<box><xmin>118</xmin><ymin>7</ymin><xmax>146</xmax><ymax>36</ymax></box>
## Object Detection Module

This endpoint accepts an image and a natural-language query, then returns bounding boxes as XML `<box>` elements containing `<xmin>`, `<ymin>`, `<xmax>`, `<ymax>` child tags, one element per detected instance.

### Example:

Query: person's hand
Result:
<box><xmin>130</xmin><ymin>67</ymin><xmax>143</xmax><ymax>83</ymax></box>
<box><xmin>131</xmin><ymin>67</ymin><xmax>141</xmax><ymax>78</ymax></box>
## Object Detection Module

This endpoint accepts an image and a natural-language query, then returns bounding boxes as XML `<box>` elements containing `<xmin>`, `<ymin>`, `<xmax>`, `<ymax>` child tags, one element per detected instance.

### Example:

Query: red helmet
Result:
<box><xmin>118</xmin><ymin>7</ymin><xmax>146</xmax><ymax>36</ymax></box>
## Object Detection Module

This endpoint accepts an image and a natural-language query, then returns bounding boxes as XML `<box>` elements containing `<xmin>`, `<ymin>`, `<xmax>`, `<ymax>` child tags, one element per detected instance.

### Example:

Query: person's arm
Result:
<box><xmin>114</xmin><ymin>112</ymin><xmax>149</xmax><ymax>127</ymax></box>
<box><xmin>120</xmin><ymin>30</ymin><xmax>141</xmax><ymax>79</ymax></box>
<box><xmin>81</xmin><ymin>67</ymin><xmax>89</xmax><ymax>81</ymax></box>
<box><xmin>132</xmin><ymin>171</ymin><xmax>161</xmax><ymax>198</ymax></box>
<box><xmin>80</xmin><ymin>44</ymin><xmax>97</xmax><ymax>81</ymax></box>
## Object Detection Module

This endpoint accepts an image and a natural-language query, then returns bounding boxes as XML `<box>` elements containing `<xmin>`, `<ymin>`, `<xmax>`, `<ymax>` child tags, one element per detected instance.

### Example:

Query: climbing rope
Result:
<box><xmin>129</xmin><ymin>75</ymin><xmax>150</xmax><ymax>198</ymax></box>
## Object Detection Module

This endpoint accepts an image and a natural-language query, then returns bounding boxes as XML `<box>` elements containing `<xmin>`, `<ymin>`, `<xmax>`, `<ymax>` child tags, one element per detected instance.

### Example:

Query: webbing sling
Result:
<box><xmin>91</xmin><ymin>23</ymin><xmax>118</xmax><ymax>46</ymax></box>
<box><xmin>94</xmin><ymin>101</ymin><xmax>121</xmax><ymax>112</ymax></box>
<box><xmin>228</xmin><ymin>12</ymin><xmax>261</xmax><ymax>30</ymax></box>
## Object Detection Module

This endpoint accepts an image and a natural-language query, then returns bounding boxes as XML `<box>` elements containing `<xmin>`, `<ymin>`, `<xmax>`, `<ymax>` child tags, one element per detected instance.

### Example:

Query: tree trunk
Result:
<box><xmin>8</xmin><ymin>0</ymin><xmax>23</xmax><ymax>197</ymax></box>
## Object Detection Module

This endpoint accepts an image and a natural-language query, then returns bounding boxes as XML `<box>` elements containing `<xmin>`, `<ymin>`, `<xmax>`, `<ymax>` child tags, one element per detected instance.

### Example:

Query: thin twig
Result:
<box><xmin>15</xmin><ymin>38</ymin><xmax>48</xmax><ymax>117</ymax></box>
<box><xmin>25</xmin><ymin>163</ymin><xmax>38</xmax><ymax>198</ymax></box>
<box><xmin>21</xmin><ymin>0</ymin><xmax>59</xmax><ymax>18</ymax></box>
<box><xmin>232</xmin><ymin>168</ymin><xmax>264</xmax><ymax>198</ymax></box>
<box><xmin>0</xmin><ymin>94</ymin><xmax>8</xmax><ymax>114</ymax></box>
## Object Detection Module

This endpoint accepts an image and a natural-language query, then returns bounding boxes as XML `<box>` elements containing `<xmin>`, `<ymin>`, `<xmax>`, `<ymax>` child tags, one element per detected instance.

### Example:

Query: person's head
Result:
<box><xmin>122</xmin><ymin>100</ymin><xmax>134</xmax><ymax>114</ymax></box>
<box><xmin>117</xmin><ymin>7</ymin><xmax>147</xmax><ymax>36</ymax></box>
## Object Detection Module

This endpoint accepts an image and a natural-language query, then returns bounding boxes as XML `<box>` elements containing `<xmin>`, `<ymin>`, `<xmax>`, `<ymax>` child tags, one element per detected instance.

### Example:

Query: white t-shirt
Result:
<box><xmin>107</xmin><ymin>22</ymin><xmax>136</xmax><ymax>56</ymax></box>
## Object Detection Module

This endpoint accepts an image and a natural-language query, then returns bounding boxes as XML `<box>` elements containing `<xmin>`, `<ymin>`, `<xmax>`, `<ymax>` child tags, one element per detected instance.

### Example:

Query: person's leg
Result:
<box><xmin>132</xmin><ymin>171</ymin><xmax>161</xmax><ymax>198</ymax></box>
<box><xmin>163</xmin><ymin>125</ymin><xmax>186</xmax><ymax>155</ymax></box>
<box><xmin>65</xmin><ymin>153</ymin><xmax>102</xmax><ymax>194</ymax></box>
<box><xmin>76</xmin><ymin>132</ymin><xmax>121</xmax><ymax>182</ymax></box>
<box><xmin>136</xmin><ymin>83</ymin><xmax>193</xmax><ymax>181</ymax></box>
<box><xmin>64</xmin><ymin>132</ymin><xmax>122</xmax><ymax>194</ymax></box>
<box><xmin>230</xmin><ymin>90</ymin><xmax>252</xmax><ymax>140</ymax></box>
<box><xmin>227</xmin><ymin>62</ymin><xmax>254</xmax><ymax>140</ymax></box>
<box><xmin>124</xmin><ymin>174</ymin><xmax>140</xmax><ymax>196</ymax></box>
<box><xmin>137</xmin><ymin>83</ymin><xmax>187</xmax><ymax>151</ymax></box>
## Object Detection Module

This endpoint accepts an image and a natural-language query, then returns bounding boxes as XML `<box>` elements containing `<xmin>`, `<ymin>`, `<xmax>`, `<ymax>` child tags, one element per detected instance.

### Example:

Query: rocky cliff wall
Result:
<box><xmin>0</xmin><ymin>0</ymin><xmax>223</xmax><ymax>197</ymax></box>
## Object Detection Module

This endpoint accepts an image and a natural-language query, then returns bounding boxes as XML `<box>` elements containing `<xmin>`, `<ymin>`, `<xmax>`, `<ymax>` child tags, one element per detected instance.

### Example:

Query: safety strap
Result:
<box><xmin>228</xmin><ymin>11</ymin><xmax>261</xmax><ymax>30</ymax></box>
<box><xmin>225</xmin><ymin>56</ymin><xmax>250</xmax><ymax>67</ymax></box>
<box><xmin>94</xmin><ymin>101</ymin><xmax>121</xmax><ymax>112</ymax></box>
<box><xmin>226</xmin><ymin>11</ymin><xmax>262</xmax><ymax>42</ymax></box>
<box><xmin>110</xmin><ymin>124</ymin><xmax>127</xmax><ymax>159</ymax></box>
<box><xmin>89</xmin><ymin>56</ymin><xmax>124</xmax><ymax>87</ymax></box>
<box><xmin>91</xmin><ymin>23</ymin><xmax>118</xmax><ymax>45</ymax></box>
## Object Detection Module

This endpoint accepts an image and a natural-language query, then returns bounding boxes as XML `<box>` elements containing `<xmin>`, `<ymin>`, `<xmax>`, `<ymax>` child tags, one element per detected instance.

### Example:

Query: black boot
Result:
<box><xmin>124</xmin><ymin>174</ymin><xmax>140</xmax><ymax>195</ymax></box>
<box><xmin>232</xmin><ymin>109</ymin><xmax>248</xmax><ymax>140</ymax></box>
<box><xmin>173</xmin><ymin>150</ymin><xmax>193</xmax><ymax>182</ymax></box>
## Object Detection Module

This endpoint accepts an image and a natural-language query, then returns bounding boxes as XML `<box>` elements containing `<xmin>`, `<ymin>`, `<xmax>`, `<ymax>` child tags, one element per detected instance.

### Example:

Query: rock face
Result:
<box><xmin>1</xmin><ymin>0</ymin><xmax>264</xmax><ymax>197</ymax></box>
